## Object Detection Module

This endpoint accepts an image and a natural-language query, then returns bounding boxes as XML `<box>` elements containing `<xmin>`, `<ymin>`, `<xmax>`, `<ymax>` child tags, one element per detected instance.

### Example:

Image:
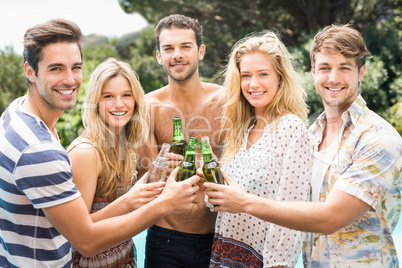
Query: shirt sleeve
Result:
<box><xmin>263</xmin><ymin>117</ymin><xmax>311</xmax><ymax>267</ymax></box>
<box><xmin>15</xmin><ymin>142</ymin><xmax>80</xmax><ymax>209</ymax></box>
<box><xmin>334</xmin><ymin>128</ymin><xmax>402</xmax><ymax>211</ymax></box>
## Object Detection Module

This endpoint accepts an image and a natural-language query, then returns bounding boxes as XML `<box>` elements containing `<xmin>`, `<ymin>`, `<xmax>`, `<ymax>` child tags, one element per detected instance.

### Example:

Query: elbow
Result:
<box><xmin>319</xmin><ymin>219</ymin><xmax>345</xmax><ymax>235</ymax></box>
<box><xmin>73</xmin><ymin>244</ymin><xmax>99</xmax><ymax>258</ymax></box>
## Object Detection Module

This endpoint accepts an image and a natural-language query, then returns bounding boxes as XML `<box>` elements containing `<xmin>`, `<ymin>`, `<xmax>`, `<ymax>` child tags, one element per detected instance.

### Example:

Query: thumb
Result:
<box><xmin>166</xmin><ymin>167</ymin><xmax>179</xmax><ymax>184</ymax></box>
<box><xmin>137</xmin><ymin>172</ymin><xmax>148</xmax><ymax>184</ymax></box>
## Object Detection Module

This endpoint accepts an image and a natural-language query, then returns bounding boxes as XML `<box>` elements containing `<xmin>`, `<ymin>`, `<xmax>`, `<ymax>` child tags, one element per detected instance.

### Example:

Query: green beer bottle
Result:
<box><xmin>177</xmin><ymin>137</ymin><xmax>197</xmax><ymax>182</ymax></box>
<box><xmin>200</xmin><ymin>137</ymin><xmax>224</xmax><ymax>185</ymax></box>
<box><xmin>171</xmin><ymin>117</ymin><xmax>187</xmax><ymax>156</ymax></box>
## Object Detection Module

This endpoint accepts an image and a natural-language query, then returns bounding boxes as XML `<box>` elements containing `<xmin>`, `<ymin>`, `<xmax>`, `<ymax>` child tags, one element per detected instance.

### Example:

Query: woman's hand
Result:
<box><xmin>125</xmin><ymin>173</ymin><xmax>165</xmax><ymax>210</ymax></box>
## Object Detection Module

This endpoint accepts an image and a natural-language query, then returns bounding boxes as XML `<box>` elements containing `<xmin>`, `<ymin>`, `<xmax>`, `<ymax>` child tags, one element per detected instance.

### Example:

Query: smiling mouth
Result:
<box><xmin>249</xmin><ymin>92</ymin><xmax>265</xmax><ymax>96</ymax></box>
<box><xmin>326</xmin><ymin>87</ymin><xmax>344</xmax><ymax>92</ymax></box>
<box><xmin>110</xmin><ymin>111</ymin><xmax>127</xmax><ymax>116</ymax></box>
<box><xmin>56</xmin><ymin>89</ymin><xmax>74</xmax><ymax>95</ymax></box>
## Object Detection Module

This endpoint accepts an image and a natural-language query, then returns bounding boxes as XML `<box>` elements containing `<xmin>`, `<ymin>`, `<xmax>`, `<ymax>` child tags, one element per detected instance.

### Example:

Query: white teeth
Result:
<box><xmin>327</xmin><ymin>87</ymin><xmax>342</xmax><ymax>92</ymax></box>
<box><xmin>58</xmin><ymin>89</ymin><xmax>74</xmax><ymax>95</ymax></box>
<box><xmin>111</xmin><ymin>112</ymin><xmax>126</xmax><ymax>116</ymax></box>
<box><xmin>250</xmin><ymin>92</ymin><xmax>264</xmax><ymax>96</ymax></box>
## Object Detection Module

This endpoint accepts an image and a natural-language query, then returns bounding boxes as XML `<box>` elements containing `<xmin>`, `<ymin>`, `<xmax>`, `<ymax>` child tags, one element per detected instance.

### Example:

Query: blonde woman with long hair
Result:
<box><xmin>68</xmin><ymin>58</ymin><xmax>165</xmax><ymax>267</ymax></box>
<box><xmin>203</xmin><ymin>32</ymin><xmax>311</xmax><ymax>267</ymax></box>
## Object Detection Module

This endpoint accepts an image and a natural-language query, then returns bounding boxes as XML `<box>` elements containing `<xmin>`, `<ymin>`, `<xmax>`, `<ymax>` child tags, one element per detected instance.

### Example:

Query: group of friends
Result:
<box><xmin>0</xmin><ymin>13</ymin><xmax>401</xmax><ymax>268</ymax></box>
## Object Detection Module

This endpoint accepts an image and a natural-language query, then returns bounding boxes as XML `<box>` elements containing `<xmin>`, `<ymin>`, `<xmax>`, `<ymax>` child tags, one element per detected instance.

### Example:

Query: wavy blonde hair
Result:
<box><xmin>82</xmin><ymin>58</ymin><xmax>148</xmax><ymax>199</ymax></box>
<box><xmin>221</xmin><ymin>31</ymin><xmax>308</xmax><ymax>159</ymax></box>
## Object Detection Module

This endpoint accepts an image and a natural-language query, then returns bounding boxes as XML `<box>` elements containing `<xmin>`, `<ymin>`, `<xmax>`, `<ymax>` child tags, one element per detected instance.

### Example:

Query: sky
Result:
<box><xmin>0</xmin><ymin>0</ymin><xmax>149</xmax><ymax>55</ymax></box>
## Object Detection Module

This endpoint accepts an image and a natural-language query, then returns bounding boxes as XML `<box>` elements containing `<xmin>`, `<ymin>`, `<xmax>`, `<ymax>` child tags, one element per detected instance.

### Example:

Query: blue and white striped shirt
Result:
<box><xmin>0</xmin><ymin>97</ymin><xmax>80</xmax><ymax>267</ymax></box>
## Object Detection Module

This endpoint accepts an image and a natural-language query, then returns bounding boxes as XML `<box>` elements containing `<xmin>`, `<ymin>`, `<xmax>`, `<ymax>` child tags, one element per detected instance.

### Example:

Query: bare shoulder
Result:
<box><xmin>202</xmin><ymin>82</ymin><xmax>226</xmax><ymax>102</ymax></box>
<box><xmin>68</xmin><ymin>138</ymin><xmax>99</xmax><ymax>163</ymax></box>
<box><xmin>145</xmin><ymin>86</ymin><xmax>168</xmax><ymax>105</ymax></box>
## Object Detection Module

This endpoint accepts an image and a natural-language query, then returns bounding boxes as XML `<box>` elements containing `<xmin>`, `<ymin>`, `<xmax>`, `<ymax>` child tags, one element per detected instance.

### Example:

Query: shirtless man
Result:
<box><xmin>143</xmin><ymin>14</ymin><xmax>226</xmax><ymax>268</ymax></box>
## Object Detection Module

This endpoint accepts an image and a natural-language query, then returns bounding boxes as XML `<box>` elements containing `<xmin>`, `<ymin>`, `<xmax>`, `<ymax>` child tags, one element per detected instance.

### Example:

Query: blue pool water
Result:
<box><xmin>133</xmin><ymin>219</ymin><xmax>402</xmax><ymax>268</ymax></box>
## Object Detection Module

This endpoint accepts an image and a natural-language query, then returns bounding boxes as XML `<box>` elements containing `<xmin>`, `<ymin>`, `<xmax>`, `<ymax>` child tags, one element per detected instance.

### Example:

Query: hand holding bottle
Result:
<box><xmin>159</xmin><ymin>167</ymin><xmax>201</xmax><ymax>214</ymax></box>
<box><xmin>203</xmin><ymin>170</ymin><xmax>251</xmax><ymax>214</ymax></box>
<box><xmin>124</xmin><ymin>174</ymin><xmax>165</xmax><ymax>210</ymax></box>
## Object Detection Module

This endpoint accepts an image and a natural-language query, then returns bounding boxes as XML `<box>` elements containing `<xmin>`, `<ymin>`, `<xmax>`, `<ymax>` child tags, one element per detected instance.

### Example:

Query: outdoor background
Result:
<box><xmin>1</xmin><ymin>1</ymin><xmax>401</xmax><ymax>267</ymax></box>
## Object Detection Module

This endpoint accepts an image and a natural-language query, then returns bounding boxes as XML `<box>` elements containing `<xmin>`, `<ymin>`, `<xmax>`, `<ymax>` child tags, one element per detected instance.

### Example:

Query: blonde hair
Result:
<box><xmin>221</xmin><ymin>31</ymin><xmax>308</xmax><ymax>159</ymax></box>
<box><xmin>82</xmin><ymin>58</ymin><xmax>148</xmax><ymax>199</ymax></box>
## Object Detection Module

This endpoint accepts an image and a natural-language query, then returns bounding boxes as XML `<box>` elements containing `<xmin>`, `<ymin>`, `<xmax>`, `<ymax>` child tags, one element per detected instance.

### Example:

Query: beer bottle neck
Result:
<box><xmin>202</xmin><ymin>152</ymin><xmax>213</xmax><ymax>163</ymax></box>
<box><xmin>173</xmin><ymin>124</ymin><xmax>185</xmax><ymax>141</ymax></box>
<box><xmin>184</xmin><ymin>151</ymin><xmax>196</xmax><ymax>162</ymax></box>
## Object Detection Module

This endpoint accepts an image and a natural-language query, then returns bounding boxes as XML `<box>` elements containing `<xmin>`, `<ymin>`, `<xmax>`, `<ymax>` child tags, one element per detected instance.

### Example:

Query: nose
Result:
<box><xmin>249</xmin><ymin>75</ymin><xmax>260</xmax><ymax>89</ymax></box>
<box><xmin>62</xmin><ymin>69</ymin><xmax>76</xmax><ymax>86</ymax></box>
<box><xmin>173</xmin><ymin>47</ymin><xmax>183</xmax><ymax>60</ymax></box>
<box><xmin>328</xmin><ymin>69</ymin><xmax>340</xmax><ymax>83</ymax></box>
<box><xmin>113</xmin><ymin>96</ymin><xmax>124</xmax><ymax>108</ymax></box>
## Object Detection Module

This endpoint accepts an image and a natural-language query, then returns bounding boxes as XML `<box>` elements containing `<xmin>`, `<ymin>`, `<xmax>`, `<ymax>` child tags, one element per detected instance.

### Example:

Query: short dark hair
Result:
<box><xmin>154</xmin><ymin>14</ymin><xmax>203</xmax><ymax>51</ymax></box>
<box><xmin>23</xmin><ymin>19</ymin><xmax>83</xmax><ymax>82</ymax></box>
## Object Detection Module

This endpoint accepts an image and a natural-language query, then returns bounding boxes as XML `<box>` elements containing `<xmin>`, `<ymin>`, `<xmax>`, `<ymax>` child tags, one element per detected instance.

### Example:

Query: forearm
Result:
<box><xmin>243</xmin><ymin>194</ymin><xmax>332</xmax><ymax>233</ymax></box>
<box><xmin>89</xmin><ymin>194</ymin><xmax>132</xmax><ymax>222</ymax></box>
<box><xmin>75</xmin><ymin>197</ymin><xmax>170</xmax><ymax>257</ymax></box>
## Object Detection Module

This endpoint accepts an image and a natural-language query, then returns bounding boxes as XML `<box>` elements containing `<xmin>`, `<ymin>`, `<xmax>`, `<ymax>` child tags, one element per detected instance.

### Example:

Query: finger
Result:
<box><xmin>203</xmin><ymin>182</ymin><xmax>220</xmax><ymax>191</ymax></box>
<box><xmin>196</xmin><ymin>168</ymin><xmax>204</xmax><ymax>177</ymax></box>
<box><xmin>205</xmin><ymin>190</ymin><xmax>218</xmax><ymax>198</ymax></box>
<box><xmin>167</xmin><ymin>152</ymin><xmax>184</xmax><ymax>161</ymax></box>
<box><xmin>186</xmin><ymin>174</ymin><xmax>202</xmax><ymax>186</ymax></box>
<box><xmin>146</xmin><ymin>181</ymin><xmax>165</xmax><ymax>189</ymax></box>
<box><xmin>208</xmin><ymin>197</ymin><xmax>219</xmax><ymax>206</ymax></box>
<box><xmin>167</xmin><ymin>160</ymin><xmax>183</xmax><ymax>168</ymax></box>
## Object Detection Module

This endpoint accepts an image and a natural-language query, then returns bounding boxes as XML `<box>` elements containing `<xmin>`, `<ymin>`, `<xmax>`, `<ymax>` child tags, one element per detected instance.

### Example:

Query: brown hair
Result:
<box><xmin>23</xmin><ymin>18</ymin><xmax>83</xmax><ymax>84</ymax></box>
<box><xmin>154</xmin><ymin>14</ymin><xmax>203</xmax><ymax>51</ymax></box>
<box><xmin>310</xmin><ymin>24</ymin><xmax>371</xmax><ymax>70</ymax></box>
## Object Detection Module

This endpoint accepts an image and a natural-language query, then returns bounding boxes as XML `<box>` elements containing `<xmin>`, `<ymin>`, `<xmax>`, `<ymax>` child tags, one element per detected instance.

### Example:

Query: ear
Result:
<box><xmin>198</xmin><ymin>44</ymin><xmax>206</xmax><ymax>61</ymax></box>
<box><xmin>311</xmin><ymin>65</ymin><xmax>316</xmax><ymax>79</ymax></box>
<box><xmin>156</xmin><ymin>50</ymin><xmax>162</xmax><ymax>65</ymax></box>
<box><xmin>358</xmin><ymin>65</ymin><xmax>366</xmax><ymax>82</ymax></box>
<box><xmin>24</xmin><ymin>62</ymin><xmax>36</xmax><ymax>83</ymax></box>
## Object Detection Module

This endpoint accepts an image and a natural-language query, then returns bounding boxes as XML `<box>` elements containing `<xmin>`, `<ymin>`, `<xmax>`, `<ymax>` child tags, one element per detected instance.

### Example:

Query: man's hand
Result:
<box><xmin>165</xmin><ymin>152</ymin><xmax>184</xmax><ymax>177</ymax></box>
<box><xmin>203</xmin><ymin>170</ymin><xmax>249</xmax><ymax>214</ymax></box>
<box><xmin>160</xmin><ymin>167</ymin><xmax>200</xmax><ymax>214</ymax></box>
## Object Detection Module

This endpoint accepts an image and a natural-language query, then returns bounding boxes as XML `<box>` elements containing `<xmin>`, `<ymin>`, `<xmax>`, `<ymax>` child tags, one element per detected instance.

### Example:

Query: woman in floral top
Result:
<box><xmin>204</xmin><ymin>31</ymin><xmax>311</xmax><ymax>268</ymax></box>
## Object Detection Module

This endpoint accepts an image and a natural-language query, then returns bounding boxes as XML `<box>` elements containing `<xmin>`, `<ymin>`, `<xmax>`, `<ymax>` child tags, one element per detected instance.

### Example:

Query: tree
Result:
<box><xmin>118</xmin><ymin>0</ymin><xmax>397</xmax><ymax>77</ymax></box>
<box><xmin>0</xmin><ymin>47</ymin><xmax>26</xmax><ymax>115</ymax></box>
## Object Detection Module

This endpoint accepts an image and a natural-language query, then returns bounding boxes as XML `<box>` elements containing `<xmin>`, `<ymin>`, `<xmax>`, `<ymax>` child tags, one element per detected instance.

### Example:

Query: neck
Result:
<box><xmin>22</xmin><ymin>91</ymin><xmax>63</xmax><ymax>136</ymax></box>
<box><xmin>167</xmin><ymin>76</ymin><xmax>203</xmax><ymax>104</ymax></box>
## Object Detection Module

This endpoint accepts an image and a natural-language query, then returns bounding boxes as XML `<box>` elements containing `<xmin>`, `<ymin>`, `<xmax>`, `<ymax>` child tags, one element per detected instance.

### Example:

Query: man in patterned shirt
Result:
<box><xmin>204</xmin><ymin>24</ymin><xmax>401</xmax><ymax>267</ymax></box>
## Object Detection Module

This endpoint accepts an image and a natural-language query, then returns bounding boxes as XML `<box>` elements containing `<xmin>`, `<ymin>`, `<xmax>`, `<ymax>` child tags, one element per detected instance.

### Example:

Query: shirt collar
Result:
<box><xmin>316</xmin><ymin>94</ymin><xmax>366</xmax><ymax>128</ymax></box>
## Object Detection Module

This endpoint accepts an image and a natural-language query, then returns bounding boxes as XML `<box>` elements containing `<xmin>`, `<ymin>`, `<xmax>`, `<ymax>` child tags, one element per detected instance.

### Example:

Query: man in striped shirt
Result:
<box><xmin>0</xmin><ymin>19</ymin><xmax>201</xmax><ymax>267</ymax></box>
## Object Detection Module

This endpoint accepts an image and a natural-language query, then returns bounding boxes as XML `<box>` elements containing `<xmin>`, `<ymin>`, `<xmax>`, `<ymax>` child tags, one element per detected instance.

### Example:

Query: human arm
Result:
<box><xmin>204</xmin><ymin>119</ymin><xmax>397</xmax><ymax>235</ymax></box>
<box><xmin>68</xmin><ymin>141</ymin><xmax>165</xmax><ymax>222</ymax></box>
<box><xmin>43</xmin><ymin>167</ymin><xmax>200</xmax><ymax>257</ymax></box>
<box><xmin>205</xmin><ymin>171</ymin><xmax>370</xmax><ymax>235</ymax></box>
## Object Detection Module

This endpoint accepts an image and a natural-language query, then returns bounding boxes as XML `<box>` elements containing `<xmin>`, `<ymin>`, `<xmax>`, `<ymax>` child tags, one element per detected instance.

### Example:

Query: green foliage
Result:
<box><xmin>389</xmin><ymin>102</ymin><xmax>402</xmax><ymax>136</ymax></box>
<box><xmin>359</xmin><ymin>57</ymin><xmax>389</xmax><ymax>113</ymax></box>
<box><xmin>0</xmin><ymin>47</ymin><xmax>26</xmax><ymax>115</ymax></box>
<box><xmin>2</xmin><ymin>0</ymin><xmax>401</xmax><ymax>147</ymax></box>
